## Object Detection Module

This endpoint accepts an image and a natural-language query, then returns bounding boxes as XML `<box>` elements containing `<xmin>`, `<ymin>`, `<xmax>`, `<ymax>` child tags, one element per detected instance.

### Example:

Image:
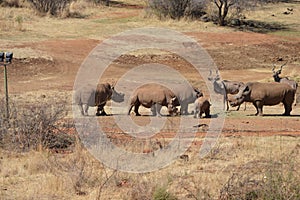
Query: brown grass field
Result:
<box><xmin>1</xmin><ymin>0</ymin><xmax>300</xmax><ymax>199</ymax></box>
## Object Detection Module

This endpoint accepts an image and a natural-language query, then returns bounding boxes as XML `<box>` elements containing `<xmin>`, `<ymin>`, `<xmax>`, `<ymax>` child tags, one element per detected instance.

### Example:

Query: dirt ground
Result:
<box><xmin>1</xmin><ymin>30</ymin><xmax>300</xmax><ymax>138</ymax></box>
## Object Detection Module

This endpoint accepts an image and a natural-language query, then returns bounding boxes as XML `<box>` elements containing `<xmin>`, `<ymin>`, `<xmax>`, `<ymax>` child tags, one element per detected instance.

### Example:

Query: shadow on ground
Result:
<box><xmin>229</xmin><ymin>19</ymin><xmax>289</xmax><ymax>33</ymax></box>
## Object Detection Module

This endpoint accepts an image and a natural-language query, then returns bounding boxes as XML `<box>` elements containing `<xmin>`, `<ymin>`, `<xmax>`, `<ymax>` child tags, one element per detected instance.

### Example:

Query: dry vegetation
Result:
<box><xmin>1</xmin><ymin>0</ymin><xmax>300</xmax><ymax>199</ymax></box>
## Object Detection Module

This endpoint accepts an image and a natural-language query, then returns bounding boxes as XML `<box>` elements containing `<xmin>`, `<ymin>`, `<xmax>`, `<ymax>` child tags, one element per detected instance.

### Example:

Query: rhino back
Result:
<box><xmin>132</xmin><ymin>84</ymin><xmax>175</xmax><ymax>106</ymax></box>
<box><xmin>138</xmin><ymin>87</ymin><xmax>168</xmax><ymax>105</ymax></box>
<box><xmin>173</xmin><ymin>85</ymin><xmax>197</xmax><ymax>103</ymax></box>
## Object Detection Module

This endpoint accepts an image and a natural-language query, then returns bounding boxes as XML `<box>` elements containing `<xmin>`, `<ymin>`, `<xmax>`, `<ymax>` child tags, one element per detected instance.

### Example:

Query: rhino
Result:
<box><xmin>172</xmin><ymin>85</ymin><xmax>203</xmax><ymax>115</ymax></box>
<box><xmin>193</xmin><ymin>97</ymin><xmax>211</xmax><ymax>118</ymax></box>
<box><xmin>74</xmin><ymin>83</ymin><xmax>125</xmax><ymax>116</ymax></box>
<box><xmin>128</xmin><ymin>83</ymin><xmax>179</xmax><ymax>117</ymax></box>
<box><xmin>229</xmin><ymin>82</ymin><xmax>296</xmax><ymax>116</ymax></box>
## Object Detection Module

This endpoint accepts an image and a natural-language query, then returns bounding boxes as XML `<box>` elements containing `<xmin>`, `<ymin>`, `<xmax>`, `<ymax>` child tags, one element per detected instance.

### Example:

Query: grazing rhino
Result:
<box><xmin>193</xmin><ymin>97</ymin><xmax>211</xmax><ymax>118</ymax></box>
<box><xmin>128</xmin><ymin>83</ymin><xmax>179</xmax><ymax>117</ymax></box>
<box><xmin>74</xmin><ymin>83</ymin><xmax>125</xmax><ymax>116</ymax></box>
<box><xmin>173</xmin><ymin>85</ymin><xmax>203</xmax><ymax>115</ymax></box>
<box><xmin>229</xmin><ymin>82</ymin><xmax>296</xmax><ymax>116</ymax></box>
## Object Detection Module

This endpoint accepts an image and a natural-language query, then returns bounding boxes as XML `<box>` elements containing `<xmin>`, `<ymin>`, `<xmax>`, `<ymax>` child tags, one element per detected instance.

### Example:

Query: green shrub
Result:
<box><xmin>153</xmin><ymin>186</ymin><xmax>177</xmax><ymax>200</ymax></box>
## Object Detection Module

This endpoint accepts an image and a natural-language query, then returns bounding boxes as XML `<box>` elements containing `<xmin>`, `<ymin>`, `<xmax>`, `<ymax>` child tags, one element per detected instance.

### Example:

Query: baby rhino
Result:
<box><xmin>194</xmin><ymin>97</ymin><xmax>211</xmax><ymax>118</ymax></box>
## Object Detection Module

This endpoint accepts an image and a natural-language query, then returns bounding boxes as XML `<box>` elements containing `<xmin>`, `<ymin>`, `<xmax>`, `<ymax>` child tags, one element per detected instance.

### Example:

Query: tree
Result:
<box><xmin>213</xmin><ymin>0</ymin><xmax>237</xmax><ymax>26</ymax></box>
<box><xmin>212</xmin><ymin>0</ymin><xmax>261</xmax><ymax>26</ymax></box>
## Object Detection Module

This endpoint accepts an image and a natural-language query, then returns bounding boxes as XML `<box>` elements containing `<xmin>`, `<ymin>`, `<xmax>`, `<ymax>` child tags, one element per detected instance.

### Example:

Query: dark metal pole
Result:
<box><xmin>4</xmin><ymin>64</ymin><xmax>9</xmax><ymax>119</ymax></box>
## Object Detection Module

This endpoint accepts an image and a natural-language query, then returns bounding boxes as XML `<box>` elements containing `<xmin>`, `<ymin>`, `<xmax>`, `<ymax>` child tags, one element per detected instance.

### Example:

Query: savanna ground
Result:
<box><xmin>1</xmin><ymin>0</ymin><xmax>300</xmax><ymax>199</ymax></box>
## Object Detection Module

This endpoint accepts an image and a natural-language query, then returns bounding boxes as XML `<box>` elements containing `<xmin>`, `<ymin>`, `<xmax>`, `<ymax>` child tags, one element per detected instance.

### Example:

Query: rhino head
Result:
<box><xmin>167</xmin><ymin>97</ymin><xmax>179</xmax><ymax>116</ymax></box>
<box><xmin>229</xmin><ymin>85</ymin><xmax>250</xmax><ymax>107</ymax></box>
<box><xmin>111</xmin><ymin>87</ymin><xmax>125</xmax><ymax>103</ymax></box>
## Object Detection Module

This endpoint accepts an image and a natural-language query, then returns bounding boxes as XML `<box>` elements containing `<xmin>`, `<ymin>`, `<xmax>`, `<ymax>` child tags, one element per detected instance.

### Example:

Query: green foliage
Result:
<box><xmin>153</xmin><ymin>186</ymin><xmax>177</xmax><ymax>200</ymax></box>
<box><xmin>15</xmin><ymin>15</ymin><xmax>23</xmax><ymax>31</ymax></box>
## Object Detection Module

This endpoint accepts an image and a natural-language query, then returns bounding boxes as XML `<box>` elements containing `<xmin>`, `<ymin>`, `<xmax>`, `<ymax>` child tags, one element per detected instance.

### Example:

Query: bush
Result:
<box><xmin>0</xmin><ymin>0</ymin><xmax>22</xmax><ymax>7</ymax></box>
<box><xmin>27</xmin><ymin>0</ymin><xmax>72</xmax><ymax>16</ymax></box>
<box><xmin>0</xmin><ymin>97</ymin><xmax>74</xmax><ymax>152</ymax></box>
<box><xmin>147</xmin><ymin>0</ymin><xmax>206</xmax><ymax>20</ymax></box>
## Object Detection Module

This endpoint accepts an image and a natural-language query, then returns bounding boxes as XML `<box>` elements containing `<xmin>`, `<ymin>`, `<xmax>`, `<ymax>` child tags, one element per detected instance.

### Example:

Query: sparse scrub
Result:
<box><xmin>147</xmin><ymin>0</ymin><xmax>206</xmax><ymax>20</ymax></box>
<box><xmin>48</xmin><ymin>142</ymin><xmax>104</xmax><ymax>196</ymax></box>
<box><xmin>0</xmin><ymin>0</ymin><xmax>23</xmax><ymax>7</ymax></box>
<box><xmin>130</xmin><ymin>176</ymin><xmax>154</xmax><ymax>200</ymax></box>
<box><xmin>219</xmin><ymin>145</ymin><xmax>300</xmax><ymax>200</ymax></box>
<box><xmin>27</xmin><ymin>0</ymin><xmax>72</xmax><ymax>16</ymax></box>
<box><xmin>0</xmin><ymin>97</ymin><xmax>74</xmax><ymax>152</ymax></box>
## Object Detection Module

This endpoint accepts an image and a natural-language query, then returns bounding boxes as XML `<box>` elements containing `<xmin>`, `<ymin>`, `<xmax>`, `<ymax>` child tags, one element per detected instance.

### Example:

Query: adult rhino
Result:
<box><xmin>229</xmin><ymin>82</ymin><xmax>296</xmax><ymax>116</ymax></box>
<box><xmin>74</xmin><ymin>83</ymin><xmax>125</xmax><ymax>116</ymax></box>
<box><xmin>172</xmin><ymin>85</ymin><xmax>203</xmax><ymax>115</ymax></box>
<box><xmin>128</xmin><ymin>83</ymin><xmax>179</xmax><ymax>117</ymax></box>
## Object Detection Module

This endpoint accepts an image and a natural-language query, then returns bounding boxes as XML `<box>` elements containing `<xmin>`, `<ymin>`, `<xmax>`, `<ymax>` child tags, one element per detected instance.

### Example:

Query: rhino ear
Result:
<box><xmin>242</xmin><ymin>85</ymin><xmax>251</xmax><ymax>95</ymax></box>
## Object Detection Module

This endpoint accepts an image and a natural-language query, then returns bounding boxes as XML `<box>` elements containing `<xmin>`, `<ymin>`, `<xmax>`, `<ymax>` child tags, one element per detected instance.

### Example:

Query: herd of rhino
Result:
<box><xmin>74</xmin><ymin>63</ymin><xmax>298</xmax><ymax>117</ymax></box>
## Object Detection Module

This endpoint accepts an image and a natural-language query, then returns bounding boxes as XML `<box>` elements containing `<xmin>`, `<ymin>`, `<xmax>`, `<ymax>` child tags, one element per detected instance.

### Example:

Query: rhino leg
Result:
<box><xmin>180</xmin><ymin>104</ymin><xmax>189</xmax><ymax>115</ymax></box>
<box><xmin>82</xmin><ymin>104</ymin><xmax>89</xmax><ymax>116</ymax></box>
<box><xmin>155</xmin><ymin>104</ymin><xmax>162</xmax><ymax>117</ymax></box>
<box><xmin>151</xmin><ymin>105</ymin><xmax>157</xmax><ymax>116</ymax></box>
<box><xmin>193</xmin><ymin>108</ymin><xmax>198</xmax><ymax>118</ymax></box>
<box><xmin>283</xmin><ymin>93</ymin><xmax>294</xmax><ymax>116</ymax></box>
<box><xmin>78</xmin><ymin>105</ymin><xmax>85</xmax><ymax>116</ymax></box>
<box><xmin>205</xmin><ymin>108</ymin><xmax>211</xmax><ymax>118</ymax></box>
<box><xmin>96</xmin><ymin>103</ymin><xmax>107</xmax><ymax>116</ymax></box>
<box><xmin>134</xmin><ymin>103</ymin><xmax>141</xmax><ymax>116</ymax></box>
<box><xmin>283</xmin><ymin>102</ymin><xmax>292</xmax><ymax>116</ymax></box>
<box><xmin>199</xmin><ymin>110</ymin><xmax>204</xmax><ymax>118</ymax></box>
<box><xmin>253</xmin><ymin>101</ymin><xmax>263</xmax><ymax>116</ymax></box>
<box><xmin>128</xmin><ymin>105</ymin><xmax>134</xmax><ymax>115</ymax></box>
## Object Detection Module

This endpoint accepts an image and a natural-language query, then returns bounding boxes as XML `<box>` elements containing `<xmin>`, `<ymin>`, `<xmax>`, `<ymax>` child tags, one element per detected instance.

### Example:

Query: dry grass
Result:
<box><xmin>1</xmin><ymin>135</ymin><xmax>299</xmax><ymax>199</ymax></box>
<box><xmin>0</xmin><ymin>0</ymin><xmax>299</xmax><ymax>46</ymax></box>
<box><xmin>0</xmin><ymin>2</ymin><xmax>229</xmax><ymax>45</ymax></box>
<box><xmin>244</xmin><ymin>1</ymin><xmax>300</xmax><ymax>37</ymax></box>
